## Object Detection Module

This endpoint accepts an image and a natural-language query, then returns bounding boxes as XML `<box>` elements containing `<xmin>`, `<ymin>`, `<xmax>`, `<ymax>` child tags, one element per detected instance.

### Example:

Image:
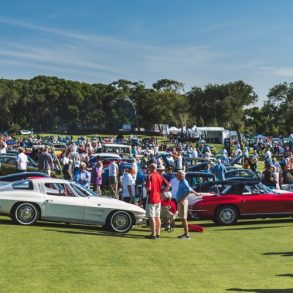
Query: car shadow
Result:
<box><xmin>44</xmin><ymin>228</ymin><xmax>147</xmax><ymax>239</ymax></box>
<box><xmin>276</xmin><ymin>274</ymin><xmax>293</xmax><ymax>278</ymax></box>
<box><xmin>263</xmin><ymin>252</ymin><xmax>293</xmax><ymax>257</ymax></box>
<box><xmin>215</xmin><ymin>225</ymin><xmax>291</xmax><ymax>231</ymax></box>
<box><xmin>0</xmin><ymin>218</ymin><xmax>15</xmax><ymax>225</ymax></box>
<box><xmin>198</xmin><ymin>218</ymin><xmax>293</xmax><ymax>228</ymax></box>
<box><xmin>227</xmin><ymin>289</ymin><xmax>293</xmax><ymax>292</ymax></box>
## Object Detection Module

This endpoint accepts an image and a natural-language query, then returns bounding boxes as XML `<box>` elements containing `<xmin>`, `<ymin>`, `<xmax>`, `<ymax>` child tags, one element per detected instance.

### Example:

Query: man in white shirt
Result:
<box><xmin>121</xmin><ymin>167</ymin><xmax>135</xmax><ymax>203</ymax></box>
<box><xmin>170</xmin><ymin>176</ymin><xmax>180</xmax><ymax>203</ymax></box>
<box><xmin>17</xmin><ymin>148</ymin><xmax>28</xmax><ymax>171</ymax></box>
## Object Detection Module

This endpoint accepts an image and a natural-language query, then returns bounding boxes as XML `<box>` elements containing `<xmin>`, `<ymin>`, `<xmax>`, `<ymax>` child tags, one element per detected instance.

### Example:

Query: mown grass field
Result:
<box><xmin>0</xmin><ymin>216</ymin><xmax>292</xmax><ymax>292</ymax></box>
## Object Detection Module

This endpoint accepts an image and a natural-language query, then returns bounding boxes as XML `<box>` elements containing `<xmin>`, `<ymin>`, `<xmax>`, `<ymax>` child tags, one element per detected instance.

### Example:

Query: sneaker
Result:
<box><xmin>177</xmin><ymin>234</ymin><xmax>191</xmax><ymax>239</ymax></box>
<box><xmin>145</xmin><ymin>235</ymin><xmax>157</xmax><ymax>240</ymax></box>
<box><xmin>156</xmin><ymin>235</ymin><xmax>160</xmax><ymax>239</ymax></box>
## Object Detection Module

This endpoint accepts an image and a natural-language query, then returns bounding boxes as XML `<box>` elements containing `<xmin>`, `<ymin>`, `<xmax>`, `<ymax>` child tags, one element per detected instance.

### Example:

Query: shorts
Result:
<box><xmin>177</xmin><ymin>199</ymin><xmax>188</xmax><ymax>219</ymax></box>
<box><xmin>146</xmin><ymin>203</ymin><xmax>161</xmax><ymax>218</ymax></box>
<box><xmin>109</xmin><ymin>176</ymin><xmax>118</xmax><ymax>184</ymax></box>
<box><xmin>161</xmin><ymin>206</ymin><xmax>176</xmax><ymax>220</ymax></box>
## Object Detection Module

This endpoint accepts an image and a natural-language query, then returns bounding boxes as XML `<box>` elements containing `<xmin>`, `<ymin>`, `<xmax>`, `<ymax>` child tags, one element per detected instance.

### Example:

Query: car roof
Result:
<box><xmin>29</xmin><ymin>178</ymin><xmax>70</xmax><ymax>184</ymax></box>
<box><xmin>90</xmin><ymin>153</ymin><xmax>121</xmax><ymax>158</ymax></box>
<box><xmin>186</xmin><ymin>172</ymin><xmax>215</xmax><ymax>177</ymax></box>
<box><xmin>102</xmin><ymin>144</ymin><xmax>130</xmax><ymax>148</ymax></box>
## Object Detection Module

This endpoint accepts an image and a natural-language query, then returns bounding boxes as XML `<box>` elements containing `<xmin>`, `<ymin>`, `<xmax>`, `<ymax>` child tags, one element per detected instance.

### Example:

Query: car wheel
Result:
<box><xmin>107</xmin><ymin>211</ymin><xmax>133</xmax><ymax>233</ymax></box>
<box><xmin>215</xmin><ymin>205</ymin><xmax>238</xmax><ymax>225</ymax></box>
<box><xmin>13</xmin><ymin>203</ymin><xmax>39</xmax><ymax>225</ymax></box>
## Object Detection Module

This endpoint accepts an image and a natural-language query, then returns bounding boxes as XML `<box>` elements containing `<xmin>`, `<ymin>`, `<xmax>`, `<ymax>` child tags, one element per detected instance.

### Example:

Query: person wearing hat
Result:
<box><xmin>176</xmin><ymin>170</ymin><xmax>200</xmax><ymax>239</ymax></box>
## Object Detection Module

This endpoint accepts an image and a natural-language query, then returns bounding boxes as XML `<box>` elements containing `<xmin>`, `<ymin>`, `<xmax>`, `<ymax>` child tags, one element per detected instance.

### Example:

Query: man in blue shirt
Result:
<box><xmin>176</xmin><ymin>170</ymin><xmax>200</xmax><ymax>239</ymax></box>
<box><xmin>211</xmin><ymin>159</ymin><xmax>227</xmax><ymax>181</ymax></box>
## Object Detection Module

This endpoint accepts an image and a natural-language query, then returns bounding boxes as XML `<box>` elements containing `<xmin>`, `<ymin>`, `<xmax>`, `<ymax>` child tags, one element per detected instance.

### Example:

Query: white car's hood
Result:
<box><xmin>86</xmin><ymin>196</ymin><xmax>145</xmax><ymax>213</ymax></box>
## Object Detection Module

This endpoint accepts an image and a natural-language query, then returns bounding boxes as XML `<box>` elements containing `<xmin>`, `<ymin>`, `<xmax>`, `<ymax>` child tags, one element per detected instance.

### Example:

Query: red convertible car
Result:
<box><xmin>188</xmin><ymin>180</ymin><xmax>293</xmax><ymax>225</ymax></box>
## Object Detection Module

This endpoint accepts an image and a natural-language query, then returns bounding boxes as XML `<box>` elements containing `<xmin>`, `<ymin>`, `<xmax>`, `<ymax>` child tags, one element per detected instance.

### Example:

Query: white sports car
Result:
<box><xmin>0</xmin><ymin>178</ymin><xmax>146</xmax><ymax>233</ymax></box>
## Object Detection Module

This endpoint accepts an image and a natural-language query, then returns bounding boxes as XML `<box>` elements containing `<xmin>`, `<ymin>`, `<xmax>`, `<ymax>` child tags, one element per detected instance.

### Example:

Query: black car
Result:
<box><xmin>0</xmin><ymin>172</ymin><xmax>50</xmax><ymax>182</ymax></box>
<box><xmin>225</xmin><ymin>169</ymin><xmax>260</xmax><ymax>179</ymax></box>
<box><xmin>185</xmin><ymin>172</ymin><xmax>216</xmax><ymax>192</ymax></box>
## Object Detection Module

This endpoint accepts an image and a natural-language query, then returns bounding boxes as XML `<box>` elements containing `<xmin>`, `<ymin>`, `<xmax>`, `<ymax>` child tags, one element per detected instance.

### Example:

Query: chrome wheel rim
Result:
<box><xmin>220</xmin><ymin>208</ymin><xmax>235</xmax><ymax>224</ymax></box>
<box><xmin>112</xmin><ymin>212</ymin><xmax>130</xmax><ymax>232</ymax></box>
<box><xmin>17</xmin><ymin>205</ymin><xmax>36</xmax><ymax>224</ymax></box>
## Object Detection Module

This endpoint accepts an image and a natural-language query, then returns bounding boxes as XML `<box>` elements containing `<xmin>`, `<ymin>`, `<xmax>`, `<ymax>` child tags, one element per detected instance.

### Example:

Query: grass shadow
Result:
<box><xmin>227</xmin><ymin>288</ymin><xmax>293</xmax><ymax>292</ymax></box>
<box><xmin>216</xmin><ymin>225</ymin><xmax>291</xmax><ymax>231</ymax></box>
<box><xmin>199</xmin><ymin>218</ymin><xmax>293</xmax><ymax>228</ymax></box>
<box><xmin>277</xmin><ymin>274</ymin><xmax>293</xmax><ymax>277</ymax></box>
<box><xmin>44</xmin><ymin>228</ymin><xmax>147</xmax><ymax>239</ymax></box>
<box><xmin>263</xmin><ymin>252</ymin><xmax>293</xmax><ymax>257</ymax></box>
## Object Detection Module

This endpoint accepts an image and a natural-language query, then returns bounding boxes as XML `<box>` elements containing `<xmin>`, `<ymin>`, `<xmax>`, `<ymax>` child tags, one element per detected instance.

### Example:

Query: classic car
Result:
<box><xmin>0</xmin><ymin>172</ymin><xmax>49</xmax><ymax>182</ymax></box>
<box><xmin>185</xmin><ymin>172</ymin><xmax>216</xmax><ymax>192</ymax></box>
<box><xmin>225</xmin><ymin>169</ymin><xmax>260</xmax><ymax>179</ymax></box>
<box><xmin>0</xmin><ymin>153</ymin><xmax>38</xmax><ymax>175</ymax></box>
<box><xmin>188</xmin><ymin>180</ymin><xmax>293</xmax><ymax>225</ymax></box>
<box><xmin>0</xmin><ymin>153</ymin><xmax>62</xmax><ymax>177</ymax></box>
<box><xmin>0</xmin><ymin>178</ymin><xmax>146</xmax><ymax>233</ymax></box>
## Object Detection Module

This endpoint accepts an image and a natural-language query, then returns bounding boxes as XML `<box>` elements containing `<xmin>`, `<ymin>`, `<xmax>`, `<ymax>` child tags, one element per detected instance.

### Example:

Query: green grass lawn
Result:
<box><xmin>0</xmin><ymin>216</ymin><xmax>292</xmax><ymax>292</ymax></box>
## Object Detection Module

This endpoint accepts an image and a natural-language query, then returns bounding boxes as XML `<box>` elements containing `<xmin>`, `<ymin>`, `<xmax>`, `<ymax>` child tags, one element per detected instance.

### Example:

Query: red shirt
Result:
<box><xmin>161</xmin><ymin>199</ymin><xmax>177</xmax><ymax>214</ymax></box>
<box><xmin>146</xmin><ymin>171</ymin><xmax>168</xmax><ymax>204</ymax></box>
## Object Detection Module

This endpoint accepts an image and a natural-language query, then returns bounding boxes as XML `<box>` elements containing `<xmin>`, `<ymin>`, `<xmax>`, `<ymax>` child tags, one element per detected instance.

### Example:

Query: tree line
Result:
<box><xmin>0</xmin><ymin>76</ymin><xmax>292</xmax><ymax>136</ymax></box>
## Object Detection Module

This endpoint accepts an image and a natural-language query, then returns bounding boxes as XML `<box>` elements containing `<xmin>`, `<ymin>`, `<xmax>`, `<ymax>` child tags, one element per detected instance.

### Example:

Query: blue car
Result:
<box><xmin>102</xmin><ymin>162</ymin><xmax>146</xmax><ymax>186</ymax></box>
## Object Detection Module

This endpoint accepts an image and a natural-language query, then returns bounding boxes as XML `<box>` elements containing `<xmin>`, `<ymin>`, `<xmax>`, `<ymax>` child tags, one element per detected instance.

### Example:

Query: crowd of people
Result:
<box><xmin>1</xmin><ymin>133</ymin><xmax>293</xmax><ymax>239</ymax></box>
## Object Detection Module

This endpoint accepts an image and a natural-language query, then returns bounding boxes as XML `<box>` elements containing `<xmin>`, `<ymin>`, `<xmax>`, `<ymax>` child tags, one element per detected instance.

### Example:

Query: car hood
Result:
<box><xmin>86</xmin><ymin>196</ymin><xmax>146</xmax><ymax>214</ymax></box>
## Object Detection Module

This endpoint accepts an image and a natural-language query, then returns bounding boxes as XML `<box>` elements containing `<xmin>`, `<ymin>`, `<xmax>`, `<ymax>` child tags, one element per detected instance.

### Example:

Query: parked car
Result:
<box><xmin>225</xmin><ymin>169</ymin><xmax>260</xmax><ymax>179</ymax></box>
<box><xmin>0</xmin><ymin>172</ymin><xmax>49</xmax><ymax>182</ymax></box>
<box><xmin>0</xmin><ymin>153</ymin><xmax>62</xmax><ymax>177</ymax></box>
<box><xmin>89</xmin><ymin>153</ymin><xmax>122</xmax><ymax>167</ymax></box>
<box><xmin>0</xmin><ymin>178</ymin><xmax>146</xmax><ymax>233</ymax></box>
<box><xmin>0</xmin><ymin>154</ymin><xmax>38</xmax><ymax>175</ymax></box>
<box><xmin>185</xmin><ymin>172</ymin><xmax>216</xmax><ymax>192</ymax></box>
<box><xmin>20</xmin><ymin>130</ymin><xmax>32</xmax><ymax>135</ymax></box>
<box><xmin>188</xmin><ymin>180</ymin><xmax>293</xmax><ymax>225</ymax></box>
<box><xmin>102</xmin><ymin>162</ymin><xmax>146</xmax><ymax>187</ymax></box>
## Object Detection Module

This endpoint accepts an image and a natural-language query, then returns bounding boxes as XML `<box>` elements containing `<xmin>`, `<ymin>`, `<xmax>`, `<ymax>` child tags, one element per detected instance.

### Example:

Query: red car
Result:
<box><xmin>188</xmin><ymin>180</ymin><xmax>293</xmax><ymax>225</ymax></box>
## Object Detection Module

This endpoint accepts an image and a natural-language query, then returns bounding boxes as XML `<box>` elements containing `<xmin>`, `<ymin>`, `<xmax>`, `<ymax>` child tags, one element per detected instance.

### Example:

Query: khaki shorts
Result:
<box><xmin>177</xmin><ymin>199</ymin><xmax>188</xmax><ymax>219</ymax></box>
<box><xmin>109</xmin><ymin>176</ymin><xmax>118</xmax><ymax>184</ymax></box>
<box><xmin>146</xmin><ymin>203</ymin><xmax>161</xmax><ymax>218</ymax></box>
<box><xmin>161</xmin><ymin>206</ymin><xmax>176</xmax><ymax>220</ymax></box>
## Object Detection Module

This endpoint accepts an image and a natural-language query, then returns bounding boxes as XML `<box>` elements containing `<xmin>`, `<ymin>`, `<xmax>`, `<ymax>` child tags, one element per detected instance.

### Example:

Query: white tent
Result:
<box><xmin>169</xmin><ymin>126</ymin><xmax>180</xmax><ymax>134</ymax></box>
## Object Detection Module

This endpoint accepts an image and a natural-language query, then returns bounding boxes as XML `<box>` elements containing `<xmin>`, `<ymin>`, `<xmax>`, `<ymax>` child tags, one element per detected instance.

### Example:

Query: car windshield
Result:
<box><xmin>70</xmin><ymin>182</ymin><xmax>97</xmax><ymax>197</ymax></box>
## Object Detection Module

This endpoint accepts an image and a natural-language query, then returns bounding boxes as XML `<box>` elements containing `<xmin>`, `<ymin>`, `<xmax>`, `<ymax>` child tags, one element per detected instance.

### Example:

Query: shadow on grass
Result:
<box><xmin>277</xmin><ymin>274</ymin><xmax>293</xmax><ymax>278</ymax></box>
<box><xmin>1</xmin><ymin>216</ymin><xmax>152</xmax><ymax>238</ymax></box>
<box><xmin>227</xmin><ymin>289</ymin><xmax>293</xmax><ymax>292</ymax></box>
<box><xmin>263</xmin><ymin>252</ymin><xmax>293</xmax><ymax>257</ymax></box>
<box><xmin>190</xmin><ymin>218</ymin><xmax>293</xmax><ymax>229</ymax></box>
<box><xmin>215</xmin><ymin>225</ymin><xmax>292</xmax><ymax>231</ymax></box>
<box><xmin>44</xmin><ymin>228</ymin><xmax>147</xmax><ymax>239</ymax></box>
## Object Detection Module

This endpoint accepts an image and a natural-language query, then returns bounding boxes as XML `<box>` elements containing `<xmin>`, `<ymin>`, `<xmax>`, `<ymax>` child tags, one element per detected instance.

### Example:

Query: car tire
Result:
<box><xmin>107</xmin><ymin>211</ymin><xmax>133</xmax><ymax>233</ymax></box>
<box><xmin>215</xmin><ymin>205</ymin><xmax>238</xmax><ymax>225</ymax></box>
<box><xmin>13</xmin><ymin>203</ymin><xmax>39</xmax><ymax>225</ymax></box>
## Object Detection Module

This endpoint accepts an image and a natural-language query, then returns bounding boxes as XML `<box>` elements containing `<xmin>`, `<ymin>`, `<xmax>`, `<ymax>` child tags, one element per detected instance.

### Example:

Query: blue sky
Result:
<box><xmin>1</xmin><ymin>0</ymin><xmax>293</xmax><ymax>106</ymax></box>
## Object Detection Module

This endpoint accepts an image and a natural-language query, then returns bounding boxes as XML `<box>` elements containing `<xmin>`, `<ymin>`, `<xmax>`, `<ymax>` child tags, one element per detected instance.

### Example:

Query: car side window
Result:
<box><xmin>243</xmin><ymin>185</ymin><xmax>252</xmax><ymax>195</ymax></box>
<box><xmin>45</xmin><ymin>183</ymin><xmax>75</xmax><ymax>197</ymax></box>
<box><xmin>12</xmin><ymin>180</ymin><xmax>33</xmax><ymax>190</ymax></box>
